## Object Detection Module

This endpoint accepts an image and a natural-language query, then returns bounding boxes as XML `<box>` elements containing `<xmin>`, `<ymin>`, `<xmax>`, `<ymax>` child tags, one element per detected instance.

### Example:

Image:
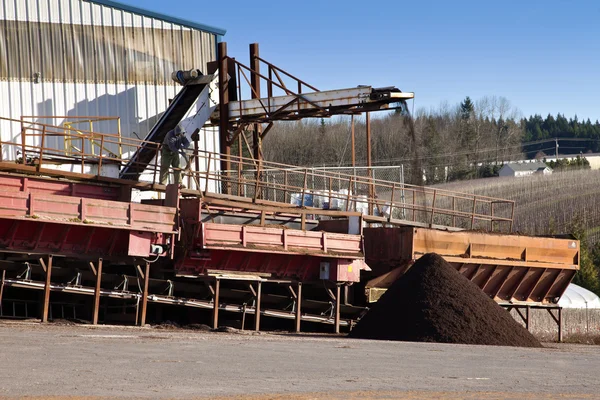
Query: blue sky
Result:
<box><xmin>124</xmin><ymin>0</ymin><xmax>600</xmax><ymax>121</ymax></box>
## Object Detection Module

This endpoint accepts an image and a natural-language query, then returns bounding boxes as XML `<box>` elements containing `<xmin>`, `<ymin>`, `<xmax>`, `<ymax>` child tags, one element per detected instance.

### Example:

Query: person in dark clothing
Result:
<box><xmin>159</xmin><ymin>125</ymin><xmax>190</xmax><ymax>185</ymax></box>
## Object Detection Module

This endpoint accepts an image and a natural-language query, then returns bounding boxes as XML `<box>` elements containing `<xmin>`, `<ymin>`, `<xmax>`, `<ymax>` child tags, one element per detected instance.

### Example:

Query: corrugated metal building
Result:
<box><xmin>0</xmin><ymin>0</ymin><xmax>225</xmax><ymax>161</ymax></box>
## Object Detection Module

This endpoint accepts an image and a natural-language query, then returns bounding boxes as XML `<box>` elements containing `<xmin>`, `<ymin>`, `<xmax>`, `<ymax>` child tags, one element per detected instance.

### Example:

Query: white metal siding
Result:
<box><xmin>0</xmin><ymin>0</ymin><xmax>218</xmax><ymax>161</ymax></box>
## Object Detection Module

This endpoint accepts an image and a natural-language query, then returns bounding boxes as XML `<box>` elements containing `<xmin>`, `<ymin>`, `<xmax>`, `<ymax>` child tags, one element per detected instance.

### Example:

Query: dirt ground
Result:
<box><xmin>0</xmin><ymin>320</ymin><xmax>599</xmax><ymax>400</ymax></box>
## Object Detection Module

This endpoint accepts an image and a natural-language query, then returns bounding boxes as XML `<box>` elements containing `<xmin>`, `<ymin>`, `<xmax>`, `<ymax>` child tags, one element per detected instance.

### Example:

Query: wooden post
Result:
<box><xmin>92</xmin><ymin>258</ymin><xmax>103</xmax><ymax>325</ymax></box>
<box><xmin>334</xmin><ymin>284</ymin><xmax>341</xmax><ymax>334</ymax></box>
<box><xmin>212</xmin><ymin>278</ymin><xmax>220</xmax><ymax>329</ymax></box>
<box><xmin>254</xmin><ymin>281</ymin><xmax>262</xmax><ymax>332</ymax></box>
<box><xmin>42</xmin><ymin>255</ymin><xmax>53</xmax><ymax>322</ymax></box>
<box><xmin>295</xmin><ymin>282</ymin><xmax>302</xmax><ymax>333</ymax></box>
<box><xmin>139</xmin><ymin>262</ymin><xmax>150</xmax><ymax>326</ymax></box>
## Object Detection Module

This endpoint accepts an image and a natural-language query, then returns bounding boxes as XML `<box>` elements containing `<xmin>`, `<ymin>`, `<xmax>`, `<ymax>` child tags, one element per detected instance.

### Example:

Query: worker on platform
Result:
<box><xmin>159</xmin><ymin>124</ymin><xmax>190</xmax><ymax>185</ymax></box>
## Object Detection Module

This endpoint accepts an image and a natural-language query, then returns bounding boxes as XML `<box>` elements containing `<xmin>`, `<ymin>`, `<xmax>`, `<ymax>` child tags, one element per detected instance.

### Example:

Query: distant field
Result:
<box><xmin>434</xmin><ymin>169</ymin><xmax>600</xmax><ymax>243</ymax></box>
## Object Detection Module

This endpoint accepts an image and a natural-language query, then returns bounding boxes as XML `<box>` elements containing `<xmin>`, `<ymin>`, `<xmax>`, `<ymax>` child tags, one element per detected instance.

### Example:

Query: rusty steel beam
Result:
<box><xmin>92</xmin><ymin>258</ymin><xmax>103</xmax><ymax>325</ymax></box>
<box><xmin>41</xmin><ymin>255</ymin><xmax>52</xmax><ymax>322</ymax></box>
<box><xmin>218</xmin><ymin>42</ymin><xmax>231</xmax><ymax>193</ymax></box>
<box><xmin>255</xmin><ymin>281</ymin><xmax>262</xmax><ymax>332</ymax></box>
<box><xmin>212</xmin><ymin>278</ymin><xmax>221</xmax><ymax>329</ymax></box>
<box><xmin>250</xmin><ymin>43</ymin><xmax>262</xmax><ymax>162</ymax></box>
<box><xmin>295</xmin><ymin>282</ymin><xmax>302</xmax><ymax>333</ymax></box>
<box><xmin>0</xmin><ymin>270</ymin><xmax>5</xmax><ymax>314</ymax></box>
<box><xmin>351</xmin><ymin>115</ymin><xmax>356</xmax><ymax>167</ymax></box>
<box><xmin>334</xmin><ymin>285</ymin><xmax>341</xmax><ymax>334</ymax></box>
<box><xmin>366</xmin><ymin>113</ymin><xmax>374</xmax><ymax>216</ymax></box>
<box><xmin>139</xmin><ymin>262</ymin><xmax>150</xmax><ymax>326</ymax></box>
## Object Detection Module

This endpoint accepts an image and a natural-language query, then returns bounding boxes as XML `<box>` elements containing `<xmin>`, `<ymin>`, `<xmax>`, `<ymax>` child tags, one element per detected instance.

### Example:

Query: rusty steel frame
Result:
<box><xmin>502</xmin><ymin>303</ymin><xmax>563</xmax><ymax>342</ymax></box>
<box><xmin>0</xmin><ymin>264</ymin><xmax>353</xmax><ymax>330</ymax></box>
<box><xmin>213</xmin><ymin>43</ymin><xmax>413</xmax><ymax>176</ymax></box>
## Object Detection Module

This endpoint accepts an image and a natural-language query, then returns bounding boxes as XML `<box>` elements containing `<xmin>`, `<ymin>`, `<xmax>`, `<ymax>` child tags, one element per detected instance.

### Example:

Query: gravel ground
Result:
<box><xmin>0</xmin><ymin>320</ymin><xmax>599</xmax><ymax>399</ymax></box>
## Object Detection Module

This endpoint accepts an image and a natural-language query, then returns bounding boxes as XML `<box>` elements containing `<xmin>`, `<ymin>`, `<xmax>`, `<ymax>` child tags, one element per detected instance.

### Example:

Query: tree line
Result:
<box><xmin>262</xmin><ymin>96</ymin><xmax>595</xmax><ymax>184</ymax></box>
<box><xmin>263</xmin><ymin>95</ymin><xmax>524</xmax><ymax>185</ymax></box>
<box><xmin>523</xmin><ymin>114</ymin><xmax>600</xmax><ymax>157</ymax></box>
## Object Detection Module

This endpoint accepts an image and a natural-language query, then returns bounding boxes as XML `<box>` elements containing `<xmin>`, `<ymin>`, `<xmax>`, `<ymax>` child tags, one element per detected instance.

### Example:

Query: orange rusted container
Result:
<box><xmin>364</xmin><ymin>227</ymin><xmax>580</xmax><ymax>305</ymax></box>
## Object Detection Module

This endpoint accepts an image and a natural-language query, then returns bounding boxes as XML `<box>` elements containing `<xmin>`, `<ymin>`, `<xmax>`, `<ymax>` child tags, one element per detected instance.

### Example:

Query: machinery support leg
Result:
<box><xmin>92</xmin><ymin>258</ymin><xmax>103</xmax><ymax>325</ymax></box>
<box><xmin>139</xmin><ymin>262</ymin><xmax>150</xmax><ymax>326</ymax></box>
<box><xmin>526</xmin><ymin>305</ymin><xmax>530</xmax><ymax>331</ymax></box>
<box><xmin>334</xmin><ymin>284</ymin><xmax>341</xmax><ymax>334</ymax></box>
<box><xmin>42</xmin><ymin>255</ymin><xmax>53</xmax><ymax>323</ymax></box>
<box><xmin>255</xmin><ymin>281</ymin><xmax>262</xmax><ymax>332</ymax></box>
<box><xmin>558</xmin><ymin>307</ymin><xmax>563</xmax><ymax>342</ymax></box>
<box><xmin>0</xmin><ymin>270</ymin><xmax>5</xmax><ymax>316</ymax></box>
<box><xmin>295</xmin><ymin>282</ymin><xmax>302</xmax><ymax>333</ymax></box>
<box><xmin>212</xmin><ymin>278</ymin><xmax>220</xmax><ymax>329</ymax></box>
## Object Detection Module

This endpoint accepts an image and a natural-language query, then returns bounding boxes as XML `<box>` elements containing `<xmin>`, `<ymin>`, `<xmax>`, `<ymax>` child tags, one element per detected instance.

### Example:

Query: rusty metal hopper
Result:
<box><xmin>364</xmin><ymin>227</ymin><xmax>579</xmax><ymax>306</ymax></box>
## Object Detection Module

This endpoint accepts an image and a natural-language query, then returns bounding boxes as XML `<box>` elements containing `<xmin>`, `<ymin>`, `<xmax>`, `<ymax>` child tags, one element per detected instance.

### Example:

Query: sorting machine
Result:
<box><xmin>0</xmin><ymin>43</ymin><xmax>580</xmax><ymax>335</ymax></box>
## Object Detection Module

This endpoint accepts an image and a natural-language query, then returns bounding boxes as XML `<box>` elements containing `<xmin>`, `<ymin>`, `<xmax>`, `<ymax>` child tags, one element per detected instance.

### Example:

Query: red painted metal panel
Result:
<box><xmin>0</xmin><ymin>188</ymin><xmax>176</xmax><ymax>234</ymax></box>
<box><xmin>176</xmin><ymin>249</ymin><xmax>364</xmax><ymax>283</ymax></box>
<box><xmin>0</xmin><ymin>218</ymin><xmax>170</xmax><ymax>259</ymax></box>
<box><xmin>128</xmin><ymin>231</ymin><xmax>152</xmax><ymax>257</ymax></box>
<box><xmin>0</xmin><ymin>174</ymin><xmax>123</xmax><ymax>201</ymax></box>
<box><xmin>176</xmin><ymin>249</ymin><xmax>319</xmax><ymax>281</ymax></box>
<box><xmin>199</xmin><ymin>223</ymin><xmax>363</xmax><ymax>258</ymax></box>
<box><xmin>330</xmin><ymin>259</ymin><xmax>363</xmax><ymax>282</ymax></box>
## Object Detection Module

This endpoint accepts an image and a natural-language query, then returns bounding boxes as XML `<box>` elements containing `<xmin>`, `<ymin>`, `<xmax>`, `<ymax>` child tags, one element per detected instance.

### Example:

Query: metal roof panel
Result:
<box><xmin>87</xmin><ymin>0</ymin><xmax>226</xmax><ymax>36</ymax></box>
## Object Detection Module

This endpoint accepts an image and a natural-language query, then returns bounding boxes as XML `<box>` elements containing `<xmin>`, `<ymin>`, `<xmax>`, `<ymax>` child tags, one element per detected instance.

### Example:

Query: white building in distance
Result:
<box><xmin>498</xmin><ymin>161</ymin><xmax>552</xmax><ymax>178</ymax></box>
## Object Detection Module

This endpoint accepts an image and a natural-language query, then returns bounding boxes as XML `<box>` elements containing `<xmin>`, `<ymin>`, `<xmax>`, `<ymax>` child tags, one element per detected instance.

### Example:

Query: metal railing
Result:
<box><xmin>0</xmin><ymin>116</ymin><xmax>515</xmax><ymax>232</ymax></box>
<box><xmin>20</xmin><ymin>115</ymin><xmax>123</xmax><ymax>159</ymax></box>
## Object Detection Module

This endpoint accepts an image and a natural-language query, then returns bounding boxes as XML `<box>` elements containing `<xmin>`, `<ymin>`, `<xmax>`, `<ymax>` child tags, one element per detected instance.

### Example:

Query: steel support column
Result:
<box><xmin>42</xmin><ymin>255</ymin><xmax>53</xmax><ymax>323</ymax></box>
<box><xmin>334</xmin><ymin>284</ymin><xmax>341</xmax><ymax>334</ymax></box>
<box><xmin>212</xmin><ymin>278</ymin><xmax>221</xmax><ymax>329</ymax></box>
<box><xmin>366</xmin><ymin>112</ymin><xmax>374</xmax><ymax>216</ymax></box>
<box><xmin>218</xmin><ymin>42</ymin><xmax>231</xmax><ymax>193</ymax></box>
<box><xmin>0</xmin><ymin>270</ymin><xmax>5</xmax><ymax>315</ymax></box>
<box><xmin>139</xmin><ymin>262</ymin><xmax>150</xmax><ymax>326</ymax></box>
<box><xmin>250</xmin><ymin>43</ymin><xmax>262</xmax><ymax>161</ymax></box>
<box><xmin>295</xmin><ymin>282</ymin><xmax>302</xmax><ymax>333</ymax></box>
<box><xmin>92</xmin><ymin>258</ymin><xmax>103</xmax><ymax>325</ymax></box>
<box><xmin>558</xmin><ymin>307</ymin><xmax>563</xmax><ymax>342</ymax></box>
<box><xmin>255</xmin><ymin>281</ymin><xmax>262</xmax><ymax>331</ymax></box>
<box><xmin>351</xmin><ymin>115</ymin><xmax>356</xmax><ymax>167</ymax></box>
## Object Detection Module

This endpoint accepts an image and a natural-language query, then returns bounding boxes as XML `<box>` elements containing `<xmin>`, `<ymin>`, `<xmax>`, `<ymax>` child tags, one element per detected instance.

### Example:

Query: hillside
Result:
<box><xmin>434</xmin><ymin>169</ymin><xmax>600</xmax><ymax>243</ymax></box>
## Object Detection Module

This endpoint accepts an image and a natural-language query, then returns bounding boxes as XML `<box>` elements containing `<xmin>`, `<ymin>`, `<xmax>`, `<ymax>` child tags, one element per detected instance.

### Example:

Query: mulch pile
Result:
<box><xmin>349</xmin><ymin>253</ymin><xmax>542</xmax><ymax>347</ymax></box>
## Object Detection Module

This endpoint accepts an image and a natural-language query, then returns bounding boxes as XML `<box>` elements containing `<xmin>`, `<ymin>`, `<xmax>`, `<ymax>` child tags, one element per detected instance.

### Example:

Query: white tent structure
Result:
<box><xmin>558</xmin><ymin>283</ymin><xmax>600</xmax><ymax>309</ymax></box>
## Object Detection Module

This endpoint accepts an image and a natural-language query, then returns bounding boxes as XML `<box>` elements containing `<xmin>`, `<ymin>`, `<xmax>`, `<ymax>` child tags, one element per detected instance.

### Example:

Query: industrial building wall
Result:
<box><xmin>0</xmin><ymin>0</ymin><xmax>219</xmax><ymax>163</ymax></box>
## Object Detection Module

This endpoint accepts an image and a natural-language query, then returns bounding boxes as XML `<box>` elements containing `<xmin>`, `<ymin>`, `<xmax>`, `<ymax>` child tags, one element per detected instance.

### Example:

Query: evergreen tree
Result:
<box><xmin>460</xmin><ymin>96</ymin><xmax>474</xmax><ymax>120</ymax></box>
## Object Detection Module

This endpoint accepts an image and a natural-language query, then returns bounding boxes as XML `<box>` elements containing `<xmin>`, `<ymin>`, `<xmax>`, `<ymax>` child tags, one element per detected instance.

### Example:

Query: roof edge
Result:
<box><xmin>87</xmin><ymin>0</ymin><xmax>227</xmax><ymax>36</ymax></box>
